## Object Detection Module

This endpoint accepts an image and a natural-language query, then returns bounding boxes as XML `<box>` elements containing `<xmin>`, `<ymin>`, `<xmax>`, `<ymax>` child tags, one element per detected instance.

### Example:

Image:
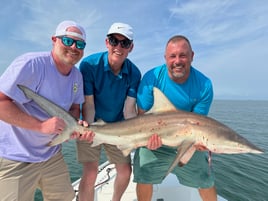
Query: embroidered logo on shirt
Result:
<box><xmin>73</xmin><ymin>83</ymin><xmax>78</xmax><ymax>93</ymax></box>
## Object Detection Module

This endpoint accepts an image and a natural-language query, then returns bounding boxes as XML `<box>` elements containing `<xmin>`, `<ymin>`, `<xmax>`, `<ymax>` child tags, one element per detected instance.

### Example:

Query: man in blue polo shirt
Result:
<box><xmin>76</xmin><ymin>22</ymin><xmax>141</xmax><ymax>201</ymax></box>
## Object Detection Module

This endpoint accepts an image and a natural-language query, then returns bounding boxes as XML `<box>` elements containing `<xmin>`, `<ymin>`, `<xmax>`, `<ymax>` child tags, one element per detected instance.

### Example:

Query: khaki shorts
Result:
<box><xmin>0</xmin><ymin>152</ymin><xmax>74</xmax><ymax>201</ymax></box>
<box><xmin>76</xmin><ymin>140</ymin><xmax>131</xmax><ymax>164</ymax></box>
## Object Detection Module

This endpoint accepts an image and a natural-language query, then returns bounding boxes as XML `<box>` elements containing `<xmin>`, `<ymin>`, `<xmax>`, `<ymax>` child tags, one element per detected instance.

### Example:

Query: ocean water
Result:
<box><xmin>209</xmin><ymin>100</ymin><xmax>268</xmax><ymax>201</ymax></box>
<box><xmin>35</xmin><ymin>100</ymin><xmax>268</xmax><ymax>201</ymax></box>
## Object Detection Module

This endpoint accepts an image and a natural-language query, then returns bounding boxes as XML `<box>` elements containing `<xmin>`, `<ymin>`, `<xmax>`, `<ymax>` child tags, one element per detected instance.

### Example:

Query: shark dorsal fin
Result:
<box><xmin>147</xmin><ymin>87</ymin><xmax>177</xmax><ymax>114</ymax></box>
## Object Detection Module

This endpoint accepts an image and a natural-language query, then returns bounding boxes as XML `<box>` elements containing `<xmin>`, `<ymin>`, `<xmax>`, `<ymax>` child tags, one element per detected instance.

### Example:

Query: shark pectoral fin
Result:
<box><xmin>163</xmin><ymin>140</ymin><xmax>195</xmax><ymax>179</ymax></box>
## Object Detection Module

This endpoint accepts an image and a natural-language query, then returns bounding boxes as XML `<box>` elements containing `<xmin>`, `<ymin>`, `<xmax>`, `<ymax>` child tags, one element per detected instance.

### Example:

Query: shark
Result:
<box><xmin>17</xmin><ymin>84</ymin><xmax>263</xmax><ymax>175</ymax></box>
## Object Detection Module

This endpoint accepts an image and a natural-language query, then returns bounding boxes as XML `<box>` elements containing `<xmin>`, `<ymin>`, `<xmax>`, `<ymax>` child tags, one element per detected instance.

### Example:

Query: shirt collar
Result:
<box><xmin>103</xmin><ymin>52</ymin><xmax>129</xmax><ymax>76</ymax></box>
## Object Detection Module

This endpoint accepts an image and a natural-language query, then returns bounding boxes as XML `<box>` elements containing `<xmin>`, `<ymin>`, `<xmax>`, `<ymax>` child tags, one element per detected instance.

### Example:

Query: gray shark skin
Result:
<box><xmin>17</xmin><ymin>85</ymin><xmax>264</xmax><ymax>175</ymax></box>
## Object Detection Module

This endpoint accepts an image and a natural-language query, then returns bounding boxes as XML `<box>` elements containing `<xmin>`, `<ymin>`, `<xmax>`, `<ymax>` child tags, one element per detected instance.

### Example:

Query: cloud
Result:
<box><xmin>1</xmin><ymin>0</ymin><xmax>268</xmax><ymax>99</ymax></box>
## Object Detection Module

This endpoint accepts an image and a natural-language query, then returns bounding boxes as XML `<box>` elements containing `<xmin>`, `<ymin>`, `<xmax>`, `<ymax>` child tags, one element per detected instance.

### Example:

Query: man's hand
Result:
<box><xmin>40</xmin><ymin>117</ymin><xmax>66</xmax><ymax>135</ymax></box>
<box><xmin>146</xmin><ymin>134</ymin><xmax>162</xmax><ymax>150</ymax></box>
<box><xmin>194</xmin><ymin>144</ymin><xmax>208</xmax><ymax>151</ymax></box>
<box><xmin>70</xmin><ymin>120</ymin><xmax>95</xmax><ymax>143</ymax></box>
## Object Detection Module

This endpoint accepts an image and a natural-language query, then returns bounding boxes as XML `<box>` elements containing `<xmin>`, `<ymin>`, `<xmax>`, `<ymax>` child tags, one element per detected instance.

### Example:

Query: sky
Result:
<box><xmin>1</xmin><ymin>0</ymin><xmax>268</xmax><ymax>100</ymax></box>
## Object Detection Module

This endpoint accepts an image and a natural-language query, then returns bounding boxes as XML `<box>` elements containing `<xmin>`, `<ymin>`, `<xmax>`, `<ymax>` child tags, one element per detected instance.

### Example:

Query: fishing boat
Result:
<box><xmin>72</xmin><ymin>154</ymin><xmax>228</xmax><ymax>201</ymax></box>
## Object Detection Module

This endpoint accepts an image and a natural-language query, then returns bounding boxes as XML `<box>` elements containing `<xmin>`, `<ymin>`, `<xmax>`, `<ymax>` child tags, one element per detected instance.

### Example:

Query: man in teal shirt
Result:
<box><xmin>134</xmin><ymin>35</ymin><xmax>217</xmax><ymax>201</ymax></box>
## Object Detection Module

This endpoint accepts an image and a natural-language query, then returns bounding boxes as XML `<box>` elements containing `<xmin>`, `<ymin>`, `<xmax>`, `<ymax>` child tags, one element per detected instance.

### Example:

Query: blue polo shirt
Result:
<box><xmin>79</xmin><ymin>51</ymin><xmax>141</xmax><ymax>122</ymax></box>
<box><xmin>137</xmin><ymin>64</ymin><xmax>213</xmax><ymax>115</ymax></box>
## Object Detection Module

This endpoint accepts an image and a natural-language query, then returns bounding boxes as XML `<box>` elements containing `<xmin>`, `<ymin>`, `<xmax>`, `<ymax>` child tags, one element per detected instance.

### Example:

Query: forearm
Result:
<box><xmin>82</xmin><ymin>95</ymin><xmax>95</xmax><ymax>123</ymax></box>
<box><xmin>0</xmin><ymin>99</ymin><xmax>42</xmax><ymax>131</ymax></box>
<box><xmin>69</xmin><ymin>104</ymin><xmax>81</xmax><ymax>119</ymax></box>
<box><xmin>124</xmin><ymin>108</ymin><xmax>137</xmax><ymax>119</ymax></box>
<box><xmin>123</xmin><ymin>96</ymin><xmax>137</xmax><ymax>119</ymax></box>
<box><xmin>82</xmin><ymin>104</ymin><xmax>95</xmax><ymax>123</ymax></box>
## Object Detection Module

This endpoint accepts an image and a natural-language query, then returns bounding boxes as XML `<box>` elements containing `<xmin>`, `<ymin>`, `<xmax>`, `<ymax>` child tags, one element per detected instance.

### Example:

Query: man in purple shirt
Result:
<box><xmin>0</xmin><ymin>20</ymin><xmax>92</xmax><ymax>201</ymax></box>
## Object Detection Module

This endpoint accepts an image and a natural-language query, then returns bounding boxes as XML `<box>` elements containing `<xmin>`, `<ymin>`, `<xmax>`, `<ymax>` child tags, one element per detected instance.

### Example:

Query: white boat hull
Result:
<box><xmin>72</xmin><ymin>160</ymin><xmax>227</xmax><ymax>201</ymax></box>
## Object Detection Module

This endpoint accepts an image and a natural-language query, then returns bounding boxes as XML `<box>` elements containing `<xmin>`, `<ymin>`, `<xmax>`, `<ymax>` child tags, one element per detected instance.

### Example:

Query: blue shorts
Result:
<box><xmin>133</xmin><ymin>146</ymin><xmax>215</xmax><ymax>188</ymax></box>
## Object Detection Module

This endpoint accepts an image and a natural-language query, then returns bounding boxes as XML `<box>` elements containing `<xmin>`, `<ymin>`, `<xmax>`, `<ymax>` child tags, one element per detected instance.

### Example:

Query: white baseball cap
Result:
<box><xmin>54</xmin><ymin>20</ymin><xmax>86</xmax><ymax>41</ymax></box>
<box><xmin>107</xmin><ymin>22</ymin><xmax>133</xmax><ymax>40</ymax></box>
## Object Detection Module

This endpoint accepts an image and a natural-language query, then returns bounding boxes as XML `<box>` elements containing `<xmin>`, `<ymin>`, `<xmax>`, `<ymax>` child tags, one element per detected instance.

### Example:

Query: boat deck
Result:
<box><xmin>72</xmin><ymin>162</ymin><xmax>227</xmax><ymax>201</ymax></box>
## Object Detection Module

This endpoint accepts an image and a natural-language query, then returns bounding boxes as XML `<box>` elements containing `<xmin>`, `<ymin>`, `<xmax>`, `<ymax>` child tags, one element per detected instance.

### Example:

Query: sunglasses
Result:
<box><xmin>108</xmin><ymin>35</ymin><xmax>132</xmax><ymax>49</ymax></box>
<box><xmin>57</xmin><ymin>36</ymin><xmax>86</xmax><ymax>50</ymax></box>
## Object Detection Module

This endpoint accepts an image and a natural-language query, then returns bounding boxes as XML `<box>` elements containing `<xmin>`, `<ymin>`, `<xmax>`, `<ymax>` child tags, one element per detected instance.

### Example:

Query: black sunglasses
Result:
<box><xmin>57</xmin><ymin>36</ymin><xmax>86</xmax><ymax>50</ymax></box>
<box><xmin>108</xmin><ymin>35</ymin><xmax>132</xmax><ymax>49</ymax></box>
